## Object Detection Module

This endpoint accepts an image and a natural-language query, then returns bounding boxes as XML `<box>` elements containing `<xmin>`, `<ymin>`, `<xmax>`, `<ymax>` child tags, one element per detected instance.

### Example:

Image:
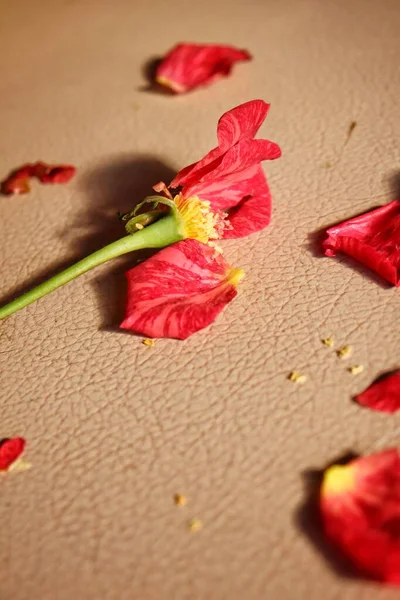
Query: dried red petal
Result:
<box><xmin>155</xmin><ymin>43</ymin><xmax>251</xmax><ymax>93</ymax></box>
<box><xmin>0</xmin><ymin>437</ymin><xmax>26</xmax><ymax>471</ymax></box>
<box><xmin>1</xmin><ymin>175</ymin><xmax>31</xmax><ymax>195</ymax></box>
<box><xmin>120</xmin><ymin>239</ymin><xmax>244</xmax><ymax>339</ymax></box>
<box><xmin>320</xmin><ymin>449</ymin><xmax>400</xmax><ymax>584</ymax></box>
<box><xmin>1</xmin><ymin>161</ymin><xmax>76</xmax><ymax>195</ymax></box>
<box><xmin>323</xmin><ymin>201</ymin><xmax>400</xmax><ymax>286</ymax></box>
<box><xmin>355</xmin><ymin>371</ymin><xmax>400</xmax><ymax>413</ymax></box>
<box><xmin>32</xmin><ymin>162</ymin><xmax>76</xmax><ymax>184</ymax></box>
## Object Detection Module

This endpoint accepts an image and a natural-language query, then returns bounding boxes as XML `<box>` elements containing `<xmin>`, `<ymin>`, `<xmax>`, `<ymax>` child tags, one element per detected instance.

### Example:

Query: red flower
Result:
<box><xmin>155</xmin><ymin>99</ymin><xmax>281</xmax><ymax>238</ymax></box>
<box><xmin>355</xmin><ymin>371</ymin><xmax>400</xmax><ymax>413</ymax></box>
<box><xmin>323</xmin><ymin>201</ymin><xmax>400</xmax><ymax>286</ymax></box>
<box><xmin>121</xmin><ymin>239</ymin><xmax>244</xmax><ymax>339</ymax></box>
<box><xmin>1</xmin><ymin>161</ymin><xmax>76</xmax><ymax>195</ymax></box>
<box><xmin>0</xmin><ymin>437</ymin><xmax>26</xmax><ymax>471</ymax></box>
<box><xmin>320</xmin><ymin>449</ymin><xmax>400</xmax><ymax>584</ymax></box>
<box><xmin>155</xmin><ymin>43</ymin><xmax>251</xmax><ymax>93</ymax></box>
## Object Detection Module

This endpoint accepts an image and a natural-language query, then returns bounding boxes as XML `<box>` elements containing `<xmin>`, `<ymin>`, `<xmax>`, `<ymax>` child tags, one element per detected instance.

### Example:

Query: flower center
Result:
<box><xmin>322</xmin><ymin>464</ymin><xmax>355</xmax><ymax>497</ymax></box>
<box><xmin>174</xmin><ymin>194</ymin><xmax>225</xmax><ymax>243</ymax></box>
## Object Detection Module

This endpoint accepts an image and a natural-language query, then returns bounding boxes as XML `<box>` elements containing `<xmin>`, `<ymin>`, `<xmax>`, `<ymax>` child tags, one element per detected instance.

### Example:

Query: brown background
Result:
<box><xmin>1</xmin><ymin>0</ymin><xmax>399</xmax><ymax>598</ymax></box>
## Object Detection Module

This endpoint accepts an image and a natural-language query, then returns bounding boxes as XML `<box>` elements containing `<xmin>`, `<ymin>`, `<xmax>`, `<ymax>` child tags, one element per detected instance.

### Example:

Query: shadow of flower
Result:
<box><xmin>0</xmin><ymin>155</ymin><xmax>176</xmax><ymax>331</ymax></box>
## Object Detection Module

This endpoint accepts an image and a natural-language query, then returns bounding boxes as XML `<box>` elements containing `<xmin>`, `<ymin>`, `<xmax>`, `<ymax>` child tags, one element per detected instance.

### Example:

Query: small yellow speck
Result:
<box><xmin>322</xmin><ymin>161</ymin><xmax>332</xmax><ymax>169</ymax></box>
<box><xmin>174</xmin><ymin>494</ymin><xmax>187</xmax><ymax>506</ymax></box>
<box><xmin>188</xmin><ymin>519</ymin><xmax>202</xmax><ymax>533</ymax></box>
<box><xmin>135</xmin><ymin>223</ymin><xmax>144</xmax><ymax>230</ymax></box>
<box><xmin>8</xmin><ymin>459</ymin><xmax>32</xmax><ymax>473</ymax></box>
<box><xmin>142</xmin><ymin>338</ymin><xmax>155</xmax><ymax>347</ymax></box>
<box><xmin>337</xmin><ymin>345</ymin><xmax>352</xmax><ymax>359</ymax></box>
<box><xmin>322</xmin><ymin>337</ymin><xmax>334</xmax><ymax>347</ymax></box>
<box><xmin>348</xmin><ymin>364</ymin><xmax>364</xmax><ymax>375</ymax></box>
<box><xmin>288</xmin><ymin>371</ymin><xmax>307</xmax><ymax>384</ymax></box>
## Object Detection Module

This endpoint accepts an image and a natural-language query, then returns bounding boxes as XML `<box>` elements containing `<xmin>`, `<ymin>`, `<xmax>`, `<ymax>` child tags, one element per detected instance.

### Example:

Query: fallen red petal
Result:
<box><xmin>1</xmin><ymin>174</ymin><xmax>31</xmax><ymax>195</ymax></box>
<box><xmin>1</xmin><ymin>162</ymin><xmax>76</xmax><ymax>195</ymax></box>
<box><xmin>120</xmin><ymin>239</ymin><xmax>244</xmax><ymax>339</ymax></box>
<box><xmin>32</xmin><ymin>162</ymin><xmax>76</xmax><ymax>184</ymax></box>
<box><xmin>0</xmin><ymin>437</ymin><xmax>26</xmax><ymax>471</ymax></box>
<box><xmin>355</xmin><ymin>370</ymin><xmax>400</xmax><ymax>413</ymax></box>
<box><xmin>323</xmin><ymin>201</ymin><xmax>400</xmax><ymax>286</ymax></box>
<box><xmin>155</xmin><ymin>43</ymin><xmax>251</xmax><ymax>94</ymax></box>
<box><xmin>320</xmin><ymin>449</ymin><xmax>400</xmax><ymax>584</ymax></box>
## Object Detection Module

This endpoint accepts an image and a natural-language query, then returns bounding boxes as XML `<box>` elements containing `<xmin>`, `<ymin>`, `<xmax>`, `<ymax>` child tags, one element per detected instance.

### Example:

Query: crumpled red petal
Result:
<box><xmin>155</xmin><ymin>43</ymin><xmax>251</xmax><ymax>93</ymax></box>
<box><xmin>355</xmin><ymin>371</ymin><xmax>400</xmax><ymax>413</ymax></box>
<box><xmin>320</xmin><ymin>449</ymin><xmax>400</xmax><ymax>584</ymax></box>
<box><xmin>120</xmin><ymin>239</ymin><xmax>244</xmax><ymax>339</ymax></box>
<box><xmin>32</xmin><ymin>162</ymin><xmax>76</xmax><ymax>184</ymax></box>
<box><xmin>323</xmin><ymin>201</ymin><xmax>400</xmax><ymax>286</ymax></box>
<box><xmin>0</xmin><ymin>437</ymin><xmax>26</xmax><ymax>471</ymax></box>
<box><xmin>1</xmin><ymin>162</ymin><xmax>76</xmax><ymax>195</ymax></box>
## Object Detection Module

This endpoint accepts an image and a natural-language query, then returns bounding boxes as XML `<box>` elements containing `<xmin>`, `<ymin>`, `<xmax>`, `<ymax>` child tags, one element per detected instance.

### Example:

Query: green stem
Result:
<box><xmin>0</xmin><ymin>214</ymin><xmax>183</xmax><ymax>320</ymax></box>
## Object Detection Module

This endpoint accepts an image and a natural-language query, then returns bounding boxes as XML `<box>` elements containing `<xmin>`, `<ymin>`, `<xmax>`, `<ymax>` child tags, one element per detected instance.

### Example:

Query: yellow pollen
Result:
<box><xmin>174</xmin><ymin>194</ymin><xmax>224</xmax><ymax>244</ymax></box>
<box><xmin>322</xmin><ymin>464</ymin><xmax>355</xmax><ymax>496</ymax></box>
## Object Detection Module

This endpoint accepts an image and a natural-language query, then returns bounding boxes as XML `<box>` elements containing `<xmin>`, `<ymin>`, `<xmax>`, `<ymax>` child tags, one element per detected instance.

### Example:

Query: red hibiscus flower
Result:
<box><xmin>323</xmin><ymin>200</ymin><xmax>400</xmax><ymax>286</ymax></box>
<box><xmin>155</xmin><ymin>43</ymin><xmax>252</xmax><ymax>93</ymax></box>
<box><xmin>119</xmin><ymin>100</ymin><xmax>281</xmax><ymax>339</ymax></box>
<box><xmin>1</xmin><ymin>161</ymin><xmax>76</xmax><ymax>195</ymax></box>
<box><xmin>355</xmin><ymin>370</ymin><xmax>400</xmax><ymax>413</ymax></box>
<box><xmin>320</xmin><ymin>449</ymin><xmax>400</xmax><ymax>584</ymax></box>
<box><xmin>0</xmin><ymin>437</ymin><xmax>26</xmax><ymax>471</ymax></box>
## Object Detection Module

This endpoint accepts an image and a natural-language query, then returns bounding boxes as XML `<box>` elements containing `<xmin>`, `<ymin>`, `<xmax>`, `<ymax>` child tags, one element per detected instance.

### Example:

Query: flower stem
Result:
<box><xmin>0</xmin><ymin>214</ymin><xmax>183</xmax><ymax>320</ymax></box>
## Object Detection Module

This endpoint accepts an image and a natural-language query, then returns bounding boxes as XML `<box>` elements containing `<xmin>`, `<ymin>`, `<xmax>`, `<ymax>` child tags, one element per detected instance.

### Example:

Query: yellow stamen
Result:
<box><xmin>288</xmin><ymin>371</ymin><xmax>307</xmax><ymax>384</ymax></box>
<box><xmin>174</xmin><ymin>493</ymin><xmax>187</xmax><ymax>506</ymax></box>
<box><xmin>337</xmin><ymin>345</ymin><xmax>352</xmax><ymax>359</ymax></box>
<box><xmin>174</xmin><ymin>194</ymin><xmax>225</xmax><ymax>244</ymax></box>
<box><xmin>188</xmin><ymin>519</ymin><xmax>203</xmax><ymax>532</ymax></box>
<box><xmin>322</xmin><ymin>464</ymin><xmax>355</xmax><ymax>496</ymax></box>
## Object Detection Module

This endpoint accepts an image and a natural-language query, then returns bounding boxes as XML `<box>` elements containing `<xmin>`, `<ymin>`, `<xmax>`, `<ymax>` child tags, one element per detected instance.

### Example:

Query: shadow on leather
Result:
<box><xmin>0</xmin><ymin>155</ymin><xmax>176</xmax><ymax>329</ymax></box>
<box><xmin>295</xmin><ymin>451</ymin><xmax>364</xmax><ymax>582</ymax></box>
<box><xmin>139</xmin><ymin>56</ymin><xmax>174</xmax><ymax>94</ymax></box>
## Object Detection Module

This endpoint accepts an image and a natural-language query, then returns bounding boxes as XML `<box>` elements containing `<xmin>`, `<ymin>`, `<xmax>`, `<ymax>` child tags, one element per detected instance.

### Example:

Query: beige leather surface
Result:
<box><xmin>1</xmin><ymin>0</ymin><xmax>399</xmax><ymax>598</ymax></box>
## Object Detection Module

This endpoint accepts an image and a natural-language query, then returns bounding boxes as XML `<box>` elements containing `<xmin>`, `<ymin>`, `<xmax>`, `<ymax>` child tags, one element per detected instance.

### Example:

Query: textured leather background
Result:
<box><xmin>1</xmin><ymin>0</ymin><xmax>399</xmax><ymax>598</ymax></box>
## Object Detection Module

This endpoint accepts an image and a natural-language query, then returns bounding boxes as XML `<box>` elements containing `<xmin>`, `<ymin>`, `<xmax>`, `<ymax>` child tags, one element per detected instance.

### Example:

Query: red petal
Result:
<box><xmin>171</xmin><ymin>99</ymin><xmax>273</xmax><ymax>189</ymax></box>
<box><xmin>323</xmin><ymin>201</ymin><xmax>400</xmax><ymax>286</ymax></box>
<box><xmin>223</xmin><ymin>166</ymin><xmax>272</xmax><ymax>238</ymax></box>
<box><xmin>1</xmin><ymin>162</ymin><xmax>76</xmax><ymax>195</ymax></box>
<box><xmin>0</xmin><ymin>437</ymin><xmax>26</xmax><ymax>471</ymax></box>
<box><xmin>32</xmin><ymin>162</ymin><xmax>76</xmax><ymax>184</ymax></box>
<box><xmin>355</xmin><ymin>371</ymin><xmax>400</xmax><ymax>413</ymax></box>
<box><xmin>1</xmin><ymin>175</ymin><xmax>31</xmax><ymax>195</ymax></box>
<box><xmin>217</xmin><ymin>99</ymin><xmax>271</xmax><ymax>151</ymax></box>
<box><xmin>120</xmin><ymin>239</ymin><xmax>244</xmax><ymax>339</ymax></box>
<box><xmin>155</xmin><ymin>43</ymin><xmax>251</xmax><ymax>94</ymax></box>
<box><xmin>320</xmin><ymin>449</ymin><xmax>400</xmax><ymax>584</ymax></box>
